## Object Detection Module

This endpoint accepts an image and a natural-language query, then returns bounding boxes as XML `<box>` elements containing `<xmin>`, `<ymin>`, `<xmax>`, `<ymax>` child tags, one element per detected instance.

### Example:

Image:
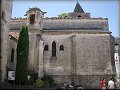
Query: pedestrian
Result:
<box><xmin>100</xmin><ymin>78</ymin><xmax>106</xmax><ymax>90</ymax></box>
<box><xmin>107</xmin><ymin>77</ymin><xmax>115</xmax><ymax>89</ymax></box>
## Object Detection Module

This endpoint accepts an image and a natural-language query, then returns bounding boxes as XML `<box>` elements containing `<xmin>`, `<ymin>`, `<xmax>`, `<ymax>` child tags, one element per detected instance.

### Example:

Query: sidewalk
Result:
<box><xmin>1</xmin><ymin>82</ymin><xmax>57</xmax><ymax>90</ymax></box>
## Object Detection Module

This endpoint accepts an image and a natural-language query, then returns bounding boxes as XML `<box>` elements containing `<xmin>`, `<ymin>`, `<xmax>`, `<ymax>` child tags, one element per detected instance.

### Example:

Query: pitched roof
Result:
<box><xmin>10</xmin><ymin>18</ymin><xmax>108</xmax><ymax>31</ymax></box>
<box><xmin>9</xmin><ymin>31</ymin><xmax>19</xmax><ymax>40</ymax></box>
<box><xmin>43</xmin><ymin>19</ymin><xmax>108</xmax><ymax>30</ymax></box>
<box><xmin>74</xmin><ymin>2</ymin><xmax>84</xmax><ymax>13</ymax></box>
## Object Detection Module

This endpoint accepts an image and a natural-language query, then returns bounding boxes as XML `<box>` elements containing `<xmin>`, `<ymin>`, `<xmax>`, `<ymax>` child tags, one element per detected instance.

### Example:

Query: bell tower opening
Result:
<box><xmin>29</xmin><ymin>14</ymin><xmax>35</xmax><ymax>24</ymax></box>
<box><xmin>25</xmin><ymin>7</ymin><xmax>46</xmax><ymax>30</ymax></box>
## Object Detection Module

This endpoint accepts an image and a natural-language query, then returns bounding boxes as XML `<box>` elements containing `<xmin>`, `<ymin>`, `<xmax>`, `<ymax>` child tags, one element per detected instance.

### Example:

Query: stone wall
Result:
<box><xmin>28</xmin><ymin>32</ymin><xmax>37</xmax><ymax>71</ymax></box>
<box><xmin>76</xmin><ymin>75</ymin><xmax>112</xmax><ymax>89</ymax></box>
<box><xmin>8</xmin><ymin>35</ymin><xmax>17</xmax><ymax>71</ymax></box>
<box><xmin>42</xmin><ymin>31</ymin><xmax>114</xmax><ymax>88</ymax></box>
<box><xmin>42</xmin><ymin>33</ymin><xmax>71</xmax><ymax>76</ymax></box>
<box><xmin>75</xmin><ymin>34</ymin><xmax>114</xmax><ymax>88</ymax></box>
<box><xmin>27</xmin><ymin>30</ymin><xmax>43</xmax><ymax>75</ymax></box>
<box><xmin>76</xmin><ymin>34</ymin><xmax>113</xmax><ymax>75</ymax></box>
<box><xmin>1</xmin><ymin>0</ymin><xmax>13</xmax><ymax>81</ymax></box>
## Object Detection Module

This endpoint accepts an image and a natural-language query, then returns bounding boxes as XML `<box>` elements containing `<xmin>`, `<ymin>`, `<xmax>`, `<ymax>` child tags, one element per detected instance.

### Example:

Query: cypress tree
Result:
<box><xmin>15</xmin><ymin>26</ymin><xmax>29</xmax><ymax>84</ymax></box>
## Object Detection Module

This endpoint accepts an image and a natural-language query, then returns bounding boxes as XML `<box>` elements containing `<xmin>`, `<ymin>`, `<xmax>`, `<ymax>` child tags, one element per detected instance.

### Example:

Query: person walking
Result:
<box><xmin>100</xmin><ymin>78</ymin><xmax>106</xmax><ymax>90</ymax></box>
<box><xmin>107</xmin><ymin>77</ymin><xmax>115</xmax><ymax>89</ymax></box>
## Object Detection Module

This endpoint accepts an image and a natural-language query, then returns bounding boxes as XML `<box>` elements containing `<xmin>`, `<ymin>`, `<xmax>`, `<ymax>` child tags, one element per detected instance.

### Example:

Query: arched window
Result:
<box><xmin>11</xmin><ymin>48</ymin><xmax>14</xmax><ymax>62</ymax></box>
<box><xmin>44</xmin><ymin>45</ymin><xmax>48</xmax><ymax>51</ymax></box>
<box><xmin>52</xmin><ymin>41</ymin><xmax>56</xmax><ymax>57</ymax></box>
<box><xmin>59</xmin><ymin>45</ymin><xmax>64</xmax><ymax>51</ymax></box>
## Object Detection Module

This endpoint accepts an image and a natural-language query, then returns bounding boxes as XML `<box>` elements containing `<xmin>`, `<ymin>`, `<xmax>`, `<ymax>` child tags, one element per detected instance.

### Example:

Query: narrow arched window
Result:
<box><xmin>11</xmin><ymin>48</ymin><xmax>15</xmax><ymax>62</ymax></box>
<box><xmin>52</xmin><ymin>41</ymin><xmax>56</xmax><ymax>57</ymax></box>
<box><xmin>59</xmin><ymin>45</ymin><xmax>64</xmax><ymax>51</ymax></box>
<box><xmin>44</xmin><ymin>45</ymin><xmax>48</xmax><ymax>51</ymax></box>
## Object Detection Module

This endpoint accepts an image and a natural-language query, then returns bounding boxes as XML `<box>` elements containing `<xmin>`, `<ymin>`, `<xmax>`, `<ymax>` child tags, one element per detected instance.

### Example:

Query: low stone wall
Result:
<box><xmin>51</xmin><ymin>75</ymin><xmax>113</xmax><ymax>89</ymax></box>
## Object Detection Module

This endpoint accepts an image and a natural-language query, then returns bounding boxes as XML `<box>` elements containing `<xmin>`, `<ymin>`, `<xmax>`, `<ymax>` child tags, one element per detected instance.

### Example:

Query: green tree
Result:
<box><xmin>58</xmin><ymin>13</ymin><xmax>68</xmax><ymax>18</ymax></box>
<box><xmin>15</xmin><ymin>26</ymin><xmax>29</xmax><ymax>85</ymax></box>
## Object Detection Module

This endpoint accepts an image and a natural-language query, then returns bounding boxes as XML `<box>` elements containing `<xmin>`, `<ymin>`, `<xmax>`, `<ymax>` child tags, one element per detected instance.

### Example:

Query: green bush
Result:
<box><xmin>35</xmin><ymin>79</ymin><xmax>45</xmax><ymax>87</ymax></box>
<box><xmin>26</xmin><ymin>71</ymin><xmax>38</xmax><ymax>85</ymax></box>
<box><xmin>41</xmin><ymin>75</ymin><xmax>54</xmax><ymax>86</ymax></box>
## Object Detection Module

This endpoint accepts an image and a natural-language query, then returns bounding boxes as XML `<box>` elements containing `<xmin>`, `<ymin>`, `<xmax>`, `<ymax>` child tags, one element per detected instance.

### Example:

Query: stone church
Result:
<box><xmin>9</xmin><ymin>2</ymin><xmax>115</xmax><ymax>88</ymax></box>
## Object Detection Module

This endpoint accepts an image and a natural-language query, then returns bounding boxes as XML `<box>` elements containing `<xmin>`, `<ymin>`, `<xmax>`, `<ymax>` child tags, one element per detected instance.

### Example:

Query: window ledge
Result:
<box><xmin>50</xmin><ymin>56</ymin><xmax>57</xmax><ymax>60</ymax></box>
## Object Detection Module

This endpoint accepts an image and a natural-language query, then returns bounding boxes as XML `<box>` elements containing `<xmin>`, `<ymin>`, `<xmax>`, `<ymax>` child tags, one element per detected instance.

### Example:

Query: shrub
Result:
<box><xmin>41</xmin><ymin>75</ymin><xmax>54</xmax><ymax>86</ymax></box>
<box><xmin>27</xmin><ymin>71</ymin><xmax>38</xmax><ymax>85</ymax></box>
<box><xmin>35</xmin><ymin>79</ymin><xmax>45</xmax><ymax>87</ymax></box>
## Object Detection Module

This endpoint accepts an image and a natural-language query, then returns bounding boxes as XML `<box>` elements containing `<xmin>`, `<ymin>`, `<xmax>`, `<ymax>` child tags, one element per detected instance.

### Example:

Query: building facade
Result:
<box><xmin>9</xmin><ymin>2</ymin><xmax>115</xmax><ymax>88</ymax></box>
<box><xmin>115</xmin><ymin>37</ymin><xmax>120</xmax><ymax>78</ymax></box>
<box><xmin>0</xmin><ymin>0</ymin><xmax>13</xmax><ymax>81</ymax></box>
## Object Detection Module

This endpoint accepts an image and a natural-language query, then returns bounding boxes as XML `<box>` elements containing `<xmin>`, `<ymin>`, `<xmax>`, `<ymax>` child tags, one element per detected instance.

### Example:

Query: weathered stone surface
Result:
<box><xmin>8</xmin><ymin>4</ymin><xmax>115</xmax><ymax>89</ymax></box>
<box><xmin>10</xmin><ymin>18</ymin><xmax>108</xmax><ymax>31</ymax></box>
<box><xmin>42</xmin><ymin>32</ymin><xmax>115</xmax><ymax>88</ymax></box>
<box><xmin>0</xmin><ymin>0</ymin><xmax>13</xmax><ymax>81</ymax></box>
<box><xmin>7</xmin><ymin>35</ymin><xmax>17</xmax><ymax>71</ymax></box>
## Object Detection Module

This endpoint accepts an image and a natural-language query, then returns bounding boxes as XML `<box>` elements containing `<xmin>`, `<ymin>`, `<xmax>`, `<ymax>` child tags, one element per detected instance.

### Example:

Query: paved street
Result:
<box><xmin>1</xmin><ymin>81</ymin><xmax>120</xmax><ymax>90</ymax></box>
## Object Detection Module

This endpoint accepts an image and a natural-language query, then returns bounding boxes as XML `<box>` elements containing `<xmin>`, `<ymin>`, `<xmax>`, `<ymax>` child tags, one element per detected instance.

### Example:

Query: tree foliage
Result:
<box><xmin>15</xmin><ymin>26</ymin><xmax>29</xmax><ymax>84</ymax></box>
<box><xmin>35</xmin><ymin>79</ymin><xmax>45</xmax><ymax>87</ymax></box>
<box><xmin>41</xmin><ymin>75</ymin><xmax>54</xmax><ymax>86</ymax></box>
<box><xmin>58</xmin><ymin>13</ymin><xmax>69</xmax><ymax>18</ymax></box>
